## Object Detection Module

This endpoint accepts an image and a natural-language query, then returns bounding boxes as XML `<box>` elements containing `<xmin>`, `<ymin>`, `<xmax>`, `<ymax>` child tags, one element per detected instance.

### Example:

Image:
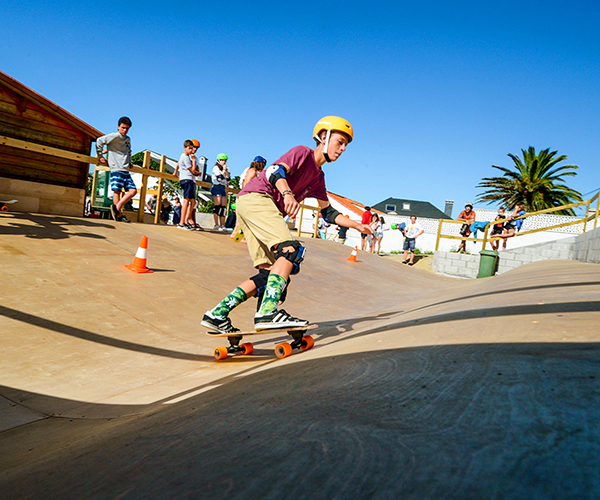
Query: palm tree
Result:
<box><xmin>476</xmin><ymin>147</ymin><xmax>582</xmax><ymax>215</ymax></box>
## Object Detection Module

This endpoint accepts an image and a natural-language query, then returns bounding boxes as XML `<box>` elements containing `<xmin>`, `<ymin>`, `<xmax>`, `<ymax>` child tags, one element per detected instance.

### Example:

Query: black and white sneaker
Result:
<box><xmin>201</xmin><ymin>312</ymin><xmax>240</xmax><ymax>334</ymax></box>
<box><xmin>254</xmin><ymin>309</ymin><xmax>309</xmax><ymax>331</ymax></box>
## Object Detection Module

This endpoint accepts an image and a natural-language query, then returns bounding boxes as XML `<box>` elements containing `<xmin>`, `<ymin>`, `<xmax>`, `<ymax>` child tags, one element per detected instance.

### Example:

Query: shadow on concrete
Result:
<box><xmin>331</xmin><ymin>300</ymin><xmax>600</xmax><ymax>344</ymax></box>
<box><xmin>0</xmin><ymin>213</ymin><xmax>113</xmax><ymax>240</ymax></box>
<box><xmin>3</xmin><ymin>342</ymin><xmax>599</xmax><ymax>499</ymax></box>
<box><xmin>407</xmin><ymin>280</ymin><xmax>600</xmax><ymax>316</ymax></box>
<box><xmin>0</xmin><ymin>304</ymin><xmax>209</xmax><ymax>361</ymax></box>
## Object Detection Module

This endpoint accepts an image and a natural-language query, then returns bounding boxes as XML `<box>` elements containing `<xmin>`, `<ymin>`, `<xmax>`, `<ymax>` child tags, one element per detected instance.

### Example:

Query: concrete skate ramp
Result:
<box><xmin>1</xmin><ymin>212</ymin><xmax>600</xmax><ymax>499</ymax></box>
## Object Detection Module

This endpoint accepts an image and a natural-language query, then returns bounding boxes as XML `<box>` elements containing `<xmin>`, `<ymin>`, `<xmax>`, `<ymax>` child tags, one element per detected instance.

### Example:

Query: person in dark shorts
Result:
<box><xmin>177</xmin><ymin>140</ymin><xmax>200</xmax><ymax>230</ymax></box>
<box><xmin>361</xmin><ymin>206</ymin><xmax>372</xmax><ymax>251</ymax></box>
<box><xmin>211</xmin><ymin>154</ymin><xmax>230</xmax><ymax>230</ymax></box>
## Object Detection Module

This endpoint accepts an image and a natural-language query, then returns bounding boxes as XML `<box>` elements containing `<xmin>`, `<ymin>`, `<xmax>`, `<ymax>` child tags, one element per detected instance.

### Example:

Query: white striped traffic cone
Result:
<box><xmin>346</xmin><ymin>246</ymin><xmax>358</xmax><ymax>263</ymax></box>
<box><xmin>125</xmin><ymin>236</ymin><xmax>153</xmax><ymax>273</ymax></box>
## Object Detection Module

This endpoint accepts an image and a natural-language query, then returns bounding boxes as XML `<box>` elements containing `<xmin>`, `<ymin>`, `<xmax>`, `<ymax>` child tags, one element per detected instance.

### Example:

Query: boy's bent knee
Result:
<box><xmin>274</xmin><ymin>240</ymin><xmax>306</xmax><ymax>275</ymax></box>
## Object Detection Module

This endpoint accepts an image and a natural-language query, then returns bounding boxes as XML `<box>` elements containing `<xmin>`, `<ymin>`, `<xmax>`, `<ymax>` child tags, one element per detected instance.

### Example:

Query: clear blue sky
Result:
<box><xmin>2</xmin><ymin>1</ymin><xmax>599</xmax><ymax>213</ymax></box>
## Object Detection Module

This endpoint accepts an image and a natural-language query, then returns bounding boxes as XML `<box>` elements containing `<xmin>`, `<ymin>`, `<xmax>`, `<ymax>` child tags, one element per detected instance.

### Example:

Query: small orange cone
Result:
<box><xmin>125</xmin><ymin>236</ymin><xmax>154</xmax><ymax>273</ymax></box>
<box><xmin>347</xmin><ymin>246</ymin><xmax>359</xmax><ymax>263</ymax></box>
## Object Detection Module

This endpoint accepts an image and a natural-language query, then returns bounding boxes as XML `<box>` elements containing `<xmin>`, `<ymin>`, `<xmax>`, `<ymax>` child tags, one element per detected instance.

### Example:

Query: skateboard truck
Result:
<box><xmin>209</xmin><ymin>325</ymin><xmax>318</xmax><ymax>360</ymax></box>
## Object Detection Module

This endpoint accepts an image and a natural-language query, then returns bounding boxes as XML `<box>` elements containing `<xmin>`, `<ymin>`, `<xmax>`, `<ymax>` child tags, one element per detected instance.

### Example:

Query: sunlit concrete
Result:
<box><xmin>1</xmin><ymin>211</ymin><xmax>599</xmax><ymax>499</ymax></box>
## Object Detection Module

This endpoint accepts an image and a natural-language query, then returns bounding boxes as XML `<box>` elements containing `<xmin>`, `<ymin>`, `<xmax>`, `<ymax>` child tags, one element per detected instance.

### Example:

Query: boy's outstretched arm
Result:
<box><xmin>318</xmin><ymin>200</ymin><xmax>373</xmax><ymax>235</ymax></box>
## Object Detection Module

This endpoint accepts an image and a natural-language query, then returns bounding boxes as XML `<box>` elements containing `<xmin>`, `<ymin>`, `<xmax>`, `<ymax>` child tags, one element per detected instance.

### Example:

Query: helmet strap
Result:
<box><xmin>322</xmin><ymin>130</ymin><xmax>332</xmax><ymax>163</ymax></box>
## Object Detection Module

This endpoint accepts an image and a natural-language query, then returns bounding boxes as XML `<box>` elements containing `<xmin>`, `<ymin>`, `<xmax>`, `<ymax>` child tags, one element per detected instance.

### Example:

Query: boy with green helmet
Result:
<box><xmin>201</xmin><ymin>116</ymin><xmax>373</xmax><ymax>333</ymax></box>
<box><xmin>211</xmin><ymin>154</ymin><xmax>230</xmax><ymax>230</ymax></box>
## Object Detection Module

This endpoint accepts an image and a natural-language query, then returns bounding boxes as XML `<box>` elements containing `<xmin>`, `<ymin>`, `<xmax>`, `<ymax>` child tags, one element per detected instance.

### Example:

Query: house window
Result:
<box><xmin>385</xmin><ymin>204</ymin><xmax>396</xmax><ymax>212</ymax></box>
<box><xmin>403</xmin><ymin>203</ymin><xmax>410</xmax><ymax>210</ymax></box>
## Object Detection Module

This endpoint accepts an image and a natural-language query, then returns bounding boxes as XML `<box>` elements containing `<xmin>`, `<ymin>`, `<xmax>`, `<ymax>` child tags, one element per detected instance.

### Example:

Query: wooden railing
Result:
<box><xmin>2</xmin><ymin>136</ymin><xmax>328</xmax><ymax>237</ymax></box>
<box><xmin>435</xmin><ymin>192</ymin><xmax>600</xmax><ymax>251</ymax></box>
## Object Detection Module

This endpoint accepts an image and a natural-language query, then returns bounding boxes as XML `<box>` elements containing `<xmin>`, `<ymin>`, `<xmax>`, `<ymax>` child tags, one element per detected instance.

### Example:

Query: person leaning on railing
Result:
<box><xmin>495</xmin><ymin>204</ymin><xmax>527</xmax><ymax>250</ymax></box>
<box><xmin>456</xmin><ymin>202</ymin><xmax>476</xmax><ymax>253</ymax></box>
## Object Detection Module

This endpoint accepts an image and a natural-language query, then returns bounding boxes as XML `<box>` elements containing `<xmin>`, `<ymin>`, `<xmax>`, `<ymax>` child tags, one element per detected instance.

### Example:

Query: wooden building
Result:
<box><xmin>0</xmin><ymin>70</ymin><xmax>102</xmax><ymax>216</ymax></box>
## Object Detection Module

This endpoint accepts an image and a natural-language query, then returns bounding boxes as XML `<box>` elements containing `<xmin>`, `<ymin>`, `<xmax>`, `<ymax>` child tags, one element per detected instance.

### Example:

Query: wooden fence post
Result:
<box><xmin>154</xmin><ymin>155</ymin><xmax>166</xmax><ymax>225</ymax></box>
<box><xmin>435</xmin><ymin>219</ymin><xmax>442</xmax><ymax>251</ymax></box>
<box><xmin>137</xmin><ymin>150</ymin><xmax>151</xmax><ymax>223</ymax></box>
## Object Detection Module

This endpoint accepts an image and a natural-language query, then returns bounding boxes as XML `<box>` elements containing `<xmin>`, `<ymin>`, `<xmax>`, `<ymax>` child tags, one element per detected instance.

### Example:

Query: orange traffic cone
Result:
<box><xmin>125</xmin><ymin>236</ymin><xmax>154</xmax><ymax>273</ymax></box>
<box><xmin>347</xmin><ymin>246</ymin><xmax>358</xmax><ymax>263</ymax></box>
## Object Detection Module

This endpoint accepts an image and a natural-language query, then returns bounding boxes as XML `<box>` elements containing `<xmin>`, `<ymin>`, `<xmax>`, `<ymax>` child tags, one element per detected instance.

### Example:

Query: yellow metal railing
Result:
<box><xmin>435</xmin><ymin>191</ymin><xmax>600</xmax><ymax>251</ymax></box>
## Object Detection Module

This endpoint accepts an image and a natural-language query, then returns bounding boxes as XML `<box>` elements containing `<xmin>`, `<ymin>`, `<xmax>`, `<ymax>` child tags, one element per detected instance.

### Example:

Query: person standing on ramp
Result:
<box><xmin>201</xmin><ymin>116</ymin><xmax>373</xmax><ymax>333</ymax></box>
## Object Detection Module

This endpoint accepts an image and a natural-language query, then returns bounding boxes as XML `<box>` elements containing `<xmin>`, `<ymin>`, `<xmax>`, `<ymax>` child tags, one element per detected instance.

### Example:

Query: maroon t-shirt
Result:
<box><xmin>239</xmin><ymin>145</ymin><xmax>328</xmax><ymax>214</ymax></box>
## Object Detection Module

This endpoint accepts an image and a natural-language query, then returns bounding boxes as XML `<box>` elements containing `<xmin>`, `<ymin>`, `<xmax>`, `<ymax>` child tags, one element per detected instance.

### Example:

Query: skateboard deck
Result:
<box><xmin>0</xmin><ymin>200</ymin><xmax>17</xmax><ymax>212</ymax></box>
<box><xmin>233</xmin><ymin>227</ymin><xmax>244</xmax><ymax>242</ymax></box>
<box><xmin>206</xmin><ymin>324</ymin><xmax>318</xmax><ymax>360</ymax></box>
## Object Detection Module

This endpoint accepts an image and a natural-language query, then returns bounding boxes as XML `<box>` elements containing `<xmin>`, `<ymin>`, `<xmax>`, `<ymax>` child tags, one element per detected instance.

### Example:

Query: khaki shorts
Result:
<box><xmin>237</xmin><ymin>193</ymin><xmax>293</xmax><ymax>267</ymax></box>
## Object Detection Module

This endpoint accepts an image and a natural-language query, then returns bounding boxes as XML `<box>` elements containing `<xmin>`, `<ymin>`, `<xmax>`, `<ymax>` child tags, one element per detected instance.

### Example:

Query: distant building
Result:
<box><xmin>373</xmin><ymin>197</ymin><xmax>447</xmax><ymax>219</ymax></box>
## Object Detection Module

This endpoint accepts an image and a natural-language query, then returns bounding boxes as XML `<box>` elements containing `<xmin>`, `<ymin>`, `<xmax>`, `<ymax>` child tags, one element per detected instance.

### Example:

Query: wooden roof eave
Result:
<box><xmin>0</xmin><ymin>71</ymin><xmax>103</xmax><ymax>140</ymax></box>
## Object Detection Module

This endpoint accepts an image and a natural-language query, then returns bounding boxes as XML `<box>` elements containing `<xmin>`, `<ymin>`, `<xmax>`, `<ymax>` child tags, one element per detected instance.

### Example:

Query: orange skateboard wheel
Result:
<box><xmin>300</xmin><ymin>335</ymin><xmax>314</xmax><ymax>351</ymax></box>
<box><xmin>275</xmin><ymin>342</ymin><xmax>293</xmax><ymax>359</ymax></box>
<box><xmin>1</xmin><ymin>206</ymin><xmax>7</xmax><ymax>212</ymax></box>
<box><xmin>214</xmin><ymin>347</ymin><xmax>228</xmax><ymax>360</ymax></box>
<box><xmin>240</xmin><ymin>342</ymin><xmax>254</xmax><ymax>355</ymax></box>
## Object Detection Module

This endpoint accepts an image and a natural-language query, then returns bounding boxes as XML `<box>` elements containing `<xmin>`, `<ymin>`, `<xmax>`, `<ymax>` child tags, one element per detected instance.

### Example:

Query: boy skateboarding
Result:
<box><xmin>201</xmin><ymin>116</ymin><xmax>373</xmax><ymax>333</ymax></box>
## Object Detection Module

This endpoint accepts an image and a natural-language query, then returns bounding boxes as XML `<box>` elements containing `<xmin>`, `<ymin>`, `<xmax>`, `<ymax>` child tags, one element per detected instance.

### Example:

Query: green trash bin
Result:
<box><xmin>477</xmin><ymin>249</ymin><xmax>499</xmax><ymax>278</ymax></box>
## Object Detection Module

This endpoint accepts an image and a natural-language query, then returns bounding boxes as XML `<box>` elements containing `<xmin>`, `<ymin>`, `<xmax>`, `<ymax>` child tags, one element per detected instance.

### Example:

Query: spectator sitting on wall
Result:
<box><xmin>145</xmin><ymin>194</ymin><xmax>157</xmax><ymax>214</ymax></box>
<box><xmin>489</xmin><ymin>206</ymin><xmax>507</xmax><ymax>251</ymax></box>
<box><xmin>513</xmin><ymin>203</ymin><xmax>527</xmax><ymax>231</ymax></box>
<box><xmin>160</xmin><ymin>196</ymin><xmax>172</xmax><ymax>224</ymax></box>
<box><xmin>172</xmin><ymin>197</ymin><xmax>182</xmax><ymax>226</ymax></box>
<box><xmin>456</xmin><ymin>202</ymin><xmax>476</xmax><ymax>253</ymax></box>
<box><xmin>495</xmin><ymin>214</ymin><xmax>517</xmax><ymax>250</ymax></box>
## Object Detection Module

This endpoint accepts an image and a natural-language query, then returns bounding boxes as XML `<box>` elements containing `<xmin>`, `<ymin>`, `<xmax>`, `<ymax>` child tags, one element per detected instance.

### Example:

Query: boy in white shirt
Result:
<box><xmin>403</xmin><ymin>215</ymin><xmax>424</xmax><ymax>266</ymax></box>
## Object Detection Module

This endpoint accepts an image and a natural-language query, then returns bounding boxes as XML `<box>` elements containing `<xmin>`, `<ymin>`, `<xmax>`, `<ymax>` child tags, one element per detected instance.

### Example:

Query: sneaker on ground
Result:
<box><xmin>213</xmin><ymin>225</ymin><xmax>220</xmax><ymax>230</ymax></box>
<box><xmin>184</xmin><ymin>224</ymin><xmax>194</xmax><ymax>231</ymax></box>
<box><xmin>110</xmin><ymin>204</ymin><xmax>119</xmax><ymax>221</ymax></box>
<box><xmin>254</xmin><ymin>309</ymin><xmax>309</xmax><ymax>331</ymax></box>
<box><xmin>201</xmin><ymin>313</ymin><xmax>240</xmax><ymax>334</ymax></box>
<box><xmin>218</xmin><ymin>226</ymin><xmax>226</xmax><ymax>231</ymax></box>
<box><xmin>177</xmin><ymin>223</ymin><xmax>187</xmax><ymax>229</ymax></box>
<box><xmin>121</xmin><ymin>215</ymin><xmax>131</xmax><ymax>223</ymax></box>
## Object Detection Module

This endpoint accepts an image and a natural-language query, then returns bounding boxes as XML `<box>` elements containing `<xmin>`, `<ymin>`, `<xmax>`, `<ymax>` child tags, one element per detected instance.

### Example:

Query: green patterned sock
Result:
<box><xmin>256</xmin><ymin>273</ymin><xmax>287</xmax><ymax>317</ymax></box>
<box><xmin>210</xmin><ymin>287</ymin><xmax>247</xmax><ymax>318</ymax></box>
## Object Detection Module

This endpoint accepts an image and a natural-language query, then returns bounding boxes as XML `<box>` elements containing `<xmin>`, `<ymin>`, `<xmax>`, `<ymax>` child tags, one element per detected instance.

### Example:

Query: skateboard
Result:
<box><xmin>206</xmin><ymin>324</ymin><xmax>318</xmax><ymax>360</ymax></box>
<box><xmin>233</xmin><ymin>227</ymin><xmax>244</xmax><ymax>242</ymax></box>
<box><xmin>0</xmin><ymin>200</ymin><xmax>17</xmax><ymax>212</ymax></box>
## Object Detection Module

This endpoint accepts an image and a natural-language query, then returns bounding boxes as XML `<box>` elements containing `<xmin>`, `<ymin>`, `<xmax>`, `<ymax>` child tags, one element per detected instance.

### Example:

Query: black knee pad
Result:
<box><xmin>274</xmin><ymin>240</ymin><xmax>306</xmax><ymax>275</ymax></box>
<box><xmin>250</xmin><ymin>268</ymin><xmax>270</xmax><ymax>297</ymax></box>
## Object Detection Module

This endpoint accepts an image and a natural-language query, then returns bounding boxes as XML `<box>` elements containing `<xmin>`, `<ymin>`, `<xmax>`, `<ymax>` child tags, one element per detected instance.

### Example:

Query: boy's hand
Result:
<box><xmin>283</xmin><ymin>193</ymin><xmax>300</xmax><ymax>218</ymax></box>
<box><xmin>358</xmin><ymin>223</ymin><xmax>374</xmax><ymax>235</ymax></box>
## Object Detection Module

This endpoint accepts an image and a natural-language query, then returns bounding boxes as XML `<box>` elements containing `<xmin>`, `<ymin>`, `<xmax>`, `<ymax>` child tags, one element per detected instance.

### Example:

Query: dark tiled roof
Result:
<box><xmin>373</xmin><ymin>197</ymin><xmax>447</xmax><ymax>219</ymax></box>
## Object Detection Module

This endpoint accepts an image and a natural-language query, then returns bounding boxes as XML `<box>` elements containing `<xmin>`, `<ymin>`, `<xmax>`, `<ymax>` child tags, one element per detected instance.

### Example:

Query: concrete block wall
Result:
<box><xmin>496</xmin><ymin>236</ymin><xmax>577</xmax><ymax>274</ymax></box>
<box><xmin>432</xmin><ymin>251</ymin><xmax>480</xmax><ymax>279</ymax></box>
<box><xmin>574</xmin><ymin>226</ymin><xmax>600</xmax><ymax>263</ymax></box>
<box><xmin>433</xmin><ymin>228</ymin><xmax>600</xmax><ymax>279</ymax></box>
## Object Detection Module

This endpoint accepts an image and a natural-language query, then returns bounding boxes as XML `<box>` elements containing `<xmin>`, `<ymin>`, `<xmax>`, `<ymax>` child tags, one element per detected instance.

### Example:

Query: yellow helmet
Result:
<box><xmin>313</xmin><ymin>116</ymin><xmax>353</xmax><ymax>143</ymax></box>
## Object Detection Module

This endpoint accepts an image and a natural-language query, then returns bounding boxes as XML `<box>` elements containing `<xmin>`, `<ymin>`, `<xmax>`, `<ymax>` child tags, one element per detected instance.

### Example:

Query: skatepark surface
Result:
<box><xmin>1</xmin><ymin>212</ymin><xmax>600</xmax><ymax>499</ymax></box>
